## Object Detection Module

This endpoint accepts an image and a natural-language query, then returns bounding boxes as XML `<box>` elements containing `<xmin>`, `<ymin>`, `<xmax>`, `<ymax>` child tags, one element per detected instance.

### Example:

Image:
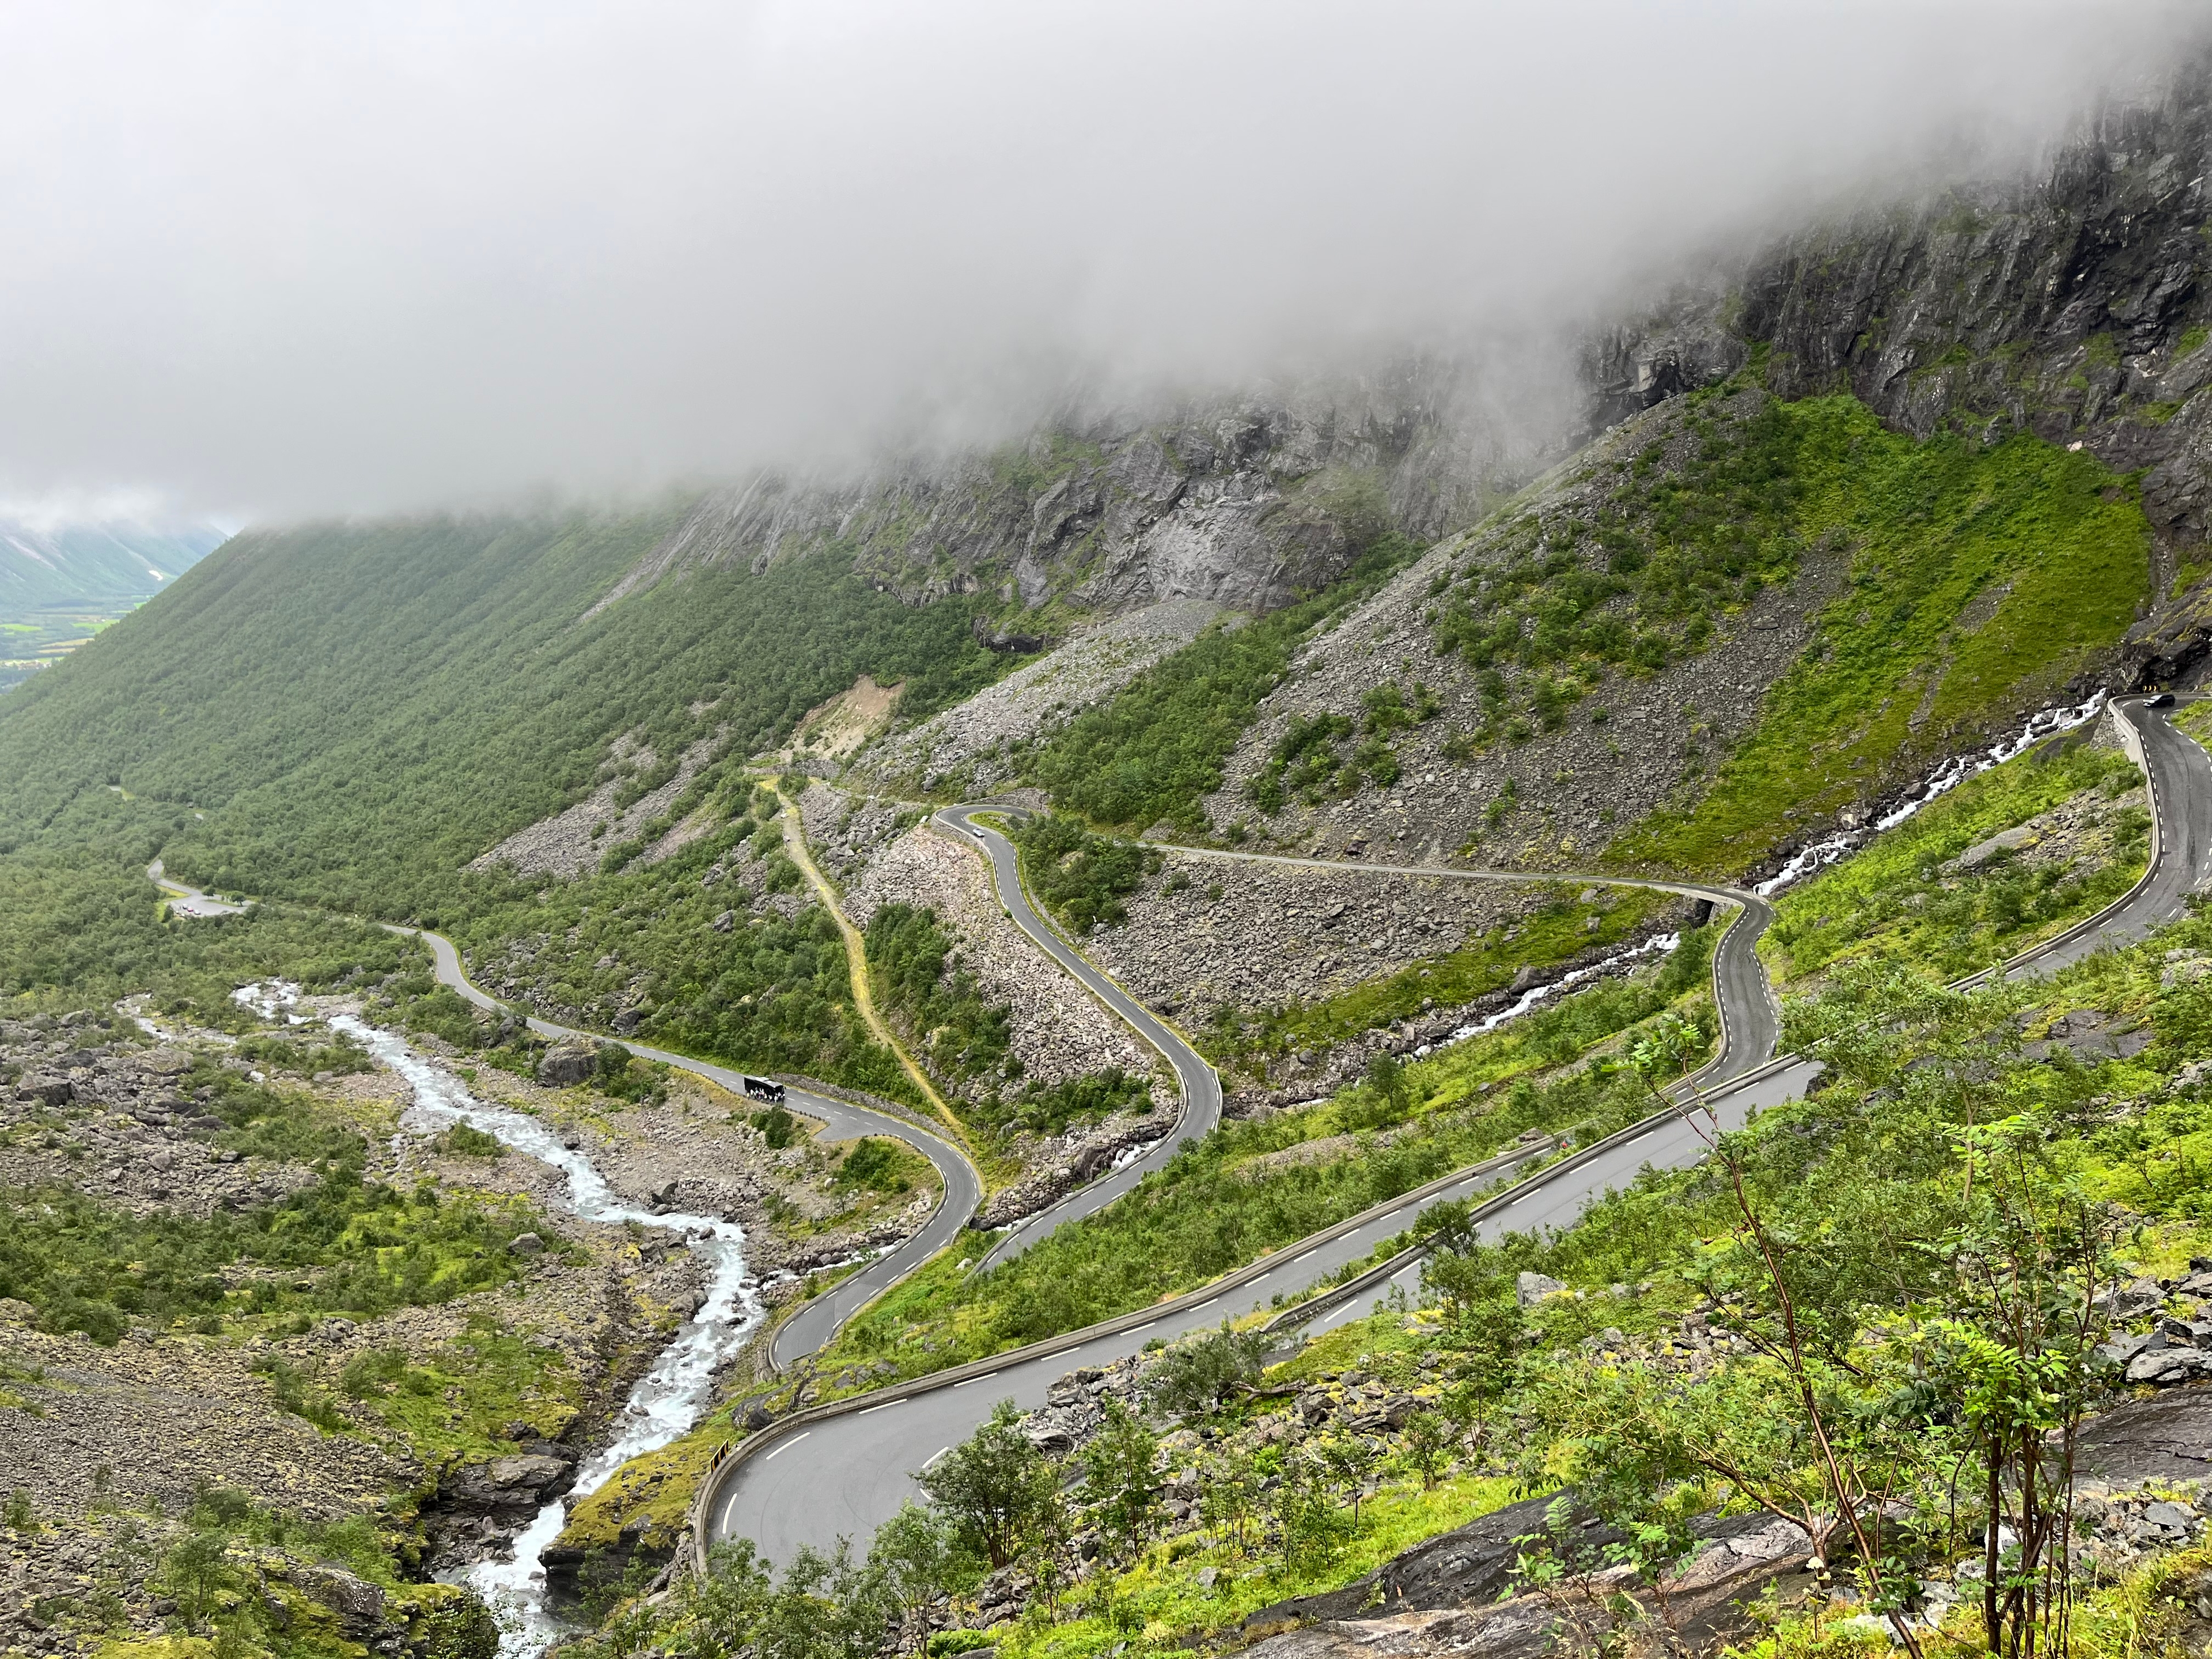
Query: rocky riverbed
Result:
<box><xmin>0</xmin><ymin>979</ymin><xmax>952</xmax><ymax>1659</ymax></box>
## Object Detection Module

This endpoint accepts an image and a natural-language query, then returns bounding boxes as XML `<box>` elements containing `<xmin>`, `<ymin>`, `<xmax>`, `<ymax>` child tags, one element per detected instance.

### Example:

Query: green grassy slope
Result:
<box><xmin>1605</xmin><ymin>395</ymin><xmax>2150</xmax><ymax>874</ymax></box>
<box><xmin>1760</xmin><ymin>731</ymin><xmax>2150</xmax><ymax>986</ymax></box>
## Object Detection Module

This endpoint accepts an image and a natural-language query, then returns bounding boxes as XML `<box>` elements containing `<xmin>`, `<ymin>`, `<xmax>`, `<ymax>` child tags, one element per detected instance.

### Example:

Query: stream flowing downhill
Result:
<box><xmin>323</xmin><ymin>1013</ymin><xmax>764</xmax><ymax>1659</ymax></box>
<box><xmin>1752</xmin><ymin>692</ymin><xmax>2112</xmax><ymax>897</ymax></box>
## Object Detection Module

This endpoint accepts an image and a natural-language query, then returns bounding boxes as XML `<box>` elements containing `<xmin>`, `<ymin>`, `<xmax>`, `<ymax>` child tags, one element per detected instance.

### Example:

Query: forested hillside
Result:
<box><xmin>0</xmin><ymin>510</ymin><xmax>1017</xmax><ymax>915</ymax></box>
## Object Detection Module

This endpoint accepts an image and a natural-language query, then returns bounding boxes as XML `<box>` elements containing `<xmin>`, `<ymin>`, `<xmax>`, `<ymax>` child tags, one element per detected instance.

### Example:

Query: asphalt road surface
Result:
<box><xmin>706</xmin><ymin>1054</ymin><xmax>1812</xmax><ymax>1563</ymax></box>
<box><xmin>700</xmin><ymin>696</ymin><xmax>2209</xmax><ymax>1564</ymax></box>
<box><xmin>1992</xmin><ymin>698</ymin><xmax>2212</xmax><ymax>978</ymax></box>
<box><xmin>399</xmin><ymin>927</ymin><xmax>983</xmax><ymax>1373</ymax></box>
<box><xmin>936</xmin><ymin>805</ymin><xmax>1225</xmax><ymax>1270</ymax></box>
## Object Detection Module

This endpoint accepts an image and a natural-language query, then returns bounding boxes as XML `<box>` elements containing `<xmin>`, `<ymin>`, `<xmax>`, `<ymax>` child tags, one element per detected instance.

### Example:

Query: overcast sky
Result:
<box><xmin>0</xmin><ymin>1</ymin><xmax>2194</xmax><ymax>524</ymax></box>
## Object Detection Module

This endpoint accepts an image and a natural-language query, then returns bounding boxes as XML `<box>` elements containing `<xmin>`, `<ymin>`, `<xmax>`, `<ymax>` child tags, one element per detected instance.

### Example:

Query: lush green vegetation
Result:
<box><xmin>81</xmin><ymin>1481</ymin><xmax>503</xmax><ymax>1659</ymax></box>
<box><xmin>1762</xmin><ymin>730</ymin><xmax>2150</xmax><ymax>984</ymax></box>
<box><xmin>624</xmin><ymin>915</ymin><xmax>2212</xmax><ymax>1659</ymax></box>
<box><xmin>0</xmin><ymin>511</ymin><xmax>1027</xmax><ymax>919</ymax></box>
<box><xmin>1246</xmin><ymin>681</ymin><xmax>1442</xmax><ymax>812</ymax></box>
<box><xmin>0</xmin><ymin>1165</ymin><xmax>557</xmax><ymax>1346</ymax></box>
<box><xmin>865</xmin><ymin>901</ymin><xmax>1153</xmax><ymax>1137</ymax></box>
<box><xmin>1603</xmin><ymin>392</ymin><xmax>2149</xmax><ymax>874</ymax></box>
<box><xmin>1011</xmin><ymin>816</ymin><xmax>1160</xmax><ymax>935</ymax></box>
<box><xmin>866</xmin><ymin>902</ymin><xmax>1015</xmax><ymax>1085</ymax></box>
<box><xmin>809</xmin><ymin>942</ymin><xmax>1716</xmax><ymax>1389</ymax></box>
<box><xmin>1429</xmin><ymin>392</ymin><xmax>1803</xmax><ymax>729</ymax></box>
<box><xmin>1022</xmin><ymin>535</ymin><xmax>1424</xmax><ymax>834</ymax></box>
<box><xmin>451</xmin><ymin>805</ymin><xmax>912</xmax><ymax>1102</ymax></box>
<box><xmin>0</xmin><ymin>834</ymin><xmax>410</xmax><ymax>1017</ymax></box>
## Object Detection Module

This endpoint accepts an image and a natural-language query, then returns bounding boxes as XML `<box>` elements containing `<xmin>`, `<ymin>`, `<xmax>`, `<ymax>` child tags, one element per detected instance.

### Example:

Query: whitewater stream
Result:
<box><xmin>294</xmin><ymin>1009</ymin><xmax>766</xmax><ymax>1658</ymax></box>
<box><xmin>1752</xmin><ymin>692</ymin><xmax>2112</xmax><ymax>897</ymax></box>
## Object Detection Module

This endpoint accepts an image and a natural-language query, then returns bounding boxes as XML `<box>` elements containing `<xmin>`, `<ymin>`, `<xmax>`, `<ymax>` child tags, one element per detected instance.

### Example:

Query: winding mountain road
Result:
<box><xmin>698</xmin><ymin>696</ymin><xmax>2212</xmax><ymax>1566</ymax></box>
<box><xmin>937</xmin><ymin>805</ymin><xmax>1226</xmax><ymax>1270</ymax></box>
<box><xmin>146</xmin><ymin>697</ymin><xmax>2210</xmax><ymax>1570</ymax></box>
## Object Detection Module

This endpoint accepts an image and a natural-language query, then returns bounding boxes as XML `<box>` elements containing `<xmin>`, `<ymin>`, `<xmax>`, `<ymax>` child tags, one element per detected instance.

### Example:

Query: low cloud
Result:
<box><xmin>0</xmin><ymin>1</ymin><xmax>2194</xmax><ymax>521</ymax></box>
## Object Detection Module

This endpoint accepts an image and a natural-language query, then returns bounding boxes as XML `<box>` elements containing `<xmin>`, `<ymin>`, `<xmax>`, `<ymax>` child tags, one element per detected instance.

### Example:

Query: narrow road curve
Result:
<box><xmin>1988</xmin><ymin>696</ymin><xmax>2212</xmax><ymax>979</ymax></box>
<box><xmin>699</xmin><ymin>696</ymin><xmax>2212</xmax><ymax>1565</ymax></box>
<box><xmin>389</xmin><ymin>925</ymin><xmax>983</xmax><ymax>1374</ymax></box>
<box><xmin>936</xmin><ymin>806</ymin><xmax>1224</xmax><ymax>1270</ymax></box>
<box><xmin>1134</xmin><ymin>845</ymin><xmax>1779</xmax><ymax>1088</ymax></box>
<box><xmin>942</xmin><ymin>805</ymin><xmax>1773</xmax><ymax>1268</ymax></box>
<box><xmin>775</xmin><ymin>785</ymin><xmax>972</xmax><ymax>1151</ymax></box>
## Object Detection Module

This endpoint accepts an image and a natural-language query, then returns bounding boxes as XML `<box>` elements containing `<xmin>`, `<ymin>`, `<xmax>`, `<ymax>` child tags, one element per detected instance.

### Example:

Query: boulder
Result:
<box><xmin>536</xmin><ymin>1043</ymin><xmax>597</xmax><ymax>1086</ymax></box>
<box><xmin>1950</xmin><ymin>825</ymin><xmax>2036</xmax><ymax>871</ymax></box>
<box><xmin>293</xmin><ymin>1566</ymin><xmax>386</xmax><ymax>1632</ymax></box>
<box><xmin>509</xmin><ymin>1232</ymin><xmax>546</xmax><ymax>1255</ymax></box>
<box><xmin>2100</xmin><ymin>1277</ymin><xmax>2167</xmax><ymax>1320</ymax></box>
<box><xmin>1516</xmin><ymin>1271</ymin><xmax>1567</xmax><ymax>1308</ymax></box>
<box><xmin>2126</xmin><ymin>1345</ymin><xmax>2212</xmax><ymax>1386</ymax></box>
<box><xmin>16</xmin><ymin>1075</ymin><xmax>73</xmax><ymax>1106</ymax></box>
<box><xmin>445</xmin><ymin>1453</ymin><xmax>571</xmax><ymax>1509</ymax></box>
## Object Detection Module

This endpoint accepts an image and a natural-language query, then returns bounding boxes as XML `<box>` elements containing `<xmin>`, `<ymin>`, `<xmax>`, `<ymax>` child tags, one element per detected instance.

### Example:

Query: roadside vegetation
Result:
<box><xmin>806</xmin><ymin>938</ymin><xmax>1718</xmax><ymax>1392</ymax></box>
<box><xmin>611</xmin><ymin>909</ymin><xmax>2212</xmax><ymax>1659</ymax></box>
<box><xmin>865</xmin><ymin>902</ymin><xmax>1154</xmax><ymax>1138</ymax></box>
<box><xmin>1762</xmin><ymin>728</ymin><xmax>2150</xmax><ymax>986</ymax></box>
<box><xmin>1009</xmin><ymin>816</ymin><xmax>1161</xmax><ymax>935</ymax></box>
<box><xmin>1200</xmin><ymin>884</ymin><xmax>1680</xmax><ymax>1069</ymax></box>
<box><xmin>450</xmin><ymin>794</ymin><xmax>916</xmax><ymax>1105</ymax></box>
<box><xmin>0</xmin><ymin>830</ymin><xmax>411</xmax><ymax>1018</ymax></box>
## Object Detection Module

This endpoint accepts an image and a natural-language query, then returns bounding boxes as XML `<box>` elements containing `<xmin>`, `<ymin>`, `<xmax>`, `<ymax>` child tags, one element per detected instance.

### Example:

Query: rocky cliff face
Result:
<box><xmin>1595</xmin><ymin>46</ymin><xmax>2212</xmax><ymax>579</ymax></box>
<box><xmin>596</xmin><ymin>362</ymin><xmax>1549</xmax><ymax>627</ymax></box>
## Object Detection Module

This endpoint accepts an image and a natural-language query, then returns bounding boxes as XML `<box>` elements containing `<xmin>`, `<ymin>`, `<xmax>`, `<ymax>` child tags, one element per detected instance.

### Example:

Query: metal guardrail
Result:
<box><xmin>687</xmin><ymin>1137</ymin><xmax>1555</xmax><ymax>1571</ymax></box>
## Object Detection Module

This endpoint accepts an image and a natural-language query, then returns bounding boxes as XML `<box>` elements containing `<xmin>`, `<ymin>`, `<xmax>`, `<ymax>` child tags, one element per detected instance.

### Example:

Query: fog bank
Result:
<box><xmin>0</xmin><ymin>1</ymin><xmax>2195</xmax><ymax>520</ymax></box>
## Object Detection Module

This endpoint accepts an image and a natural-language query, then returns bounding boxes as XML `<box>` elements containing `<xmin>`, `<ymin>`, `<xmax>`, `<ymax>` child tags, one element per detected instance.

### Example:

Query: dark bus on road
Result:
<box><xmin>741</xmin><ymin>1075</ymin><xmax>786</xmax><ymax>1104</ymax></box>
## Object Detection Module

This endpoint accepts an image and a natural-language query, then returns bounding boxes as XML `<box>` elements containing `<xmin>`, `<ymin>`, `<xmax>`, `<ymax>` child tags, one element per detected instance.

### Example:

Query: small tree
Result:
<box><xmin>1142</xmin><ymin>1321</ymin><xmax>1270</xmax><ymax>1419</ymax></box>
<box><xmin>916</xmin><ymin>1400</ymin><xmax>1060</xmax><ymax>1570</ymax></box>
<box><xmin>688</xmin><ymin>1540</ymin><xmax>774</xmax><ymax>1659</ymax></box>
<box><xmin>1363</xmin><ymin>1051</ymin><xmax>1410</xmax><ymax>1121</ymax></box>
<box><xmin>757</xmin><ymin>1543</ymin><xmax>895</xmax><ymax>1659</ymax></box>
<box><xmin>1398</xmin><ymin>1405</ymin><xmax>1452</xmax><ymax>1490</ymax></box>
<box><xmin>1914</xmin><ymin>1115</ymin><xmax>2123</xmax><ymax>1659</ymax></box>
<box><xmin>1315</xmin><ymin>1433</ymin><xmax>1380</xmax><ymax>1524</ymax></box>
<box><xmin>867</xmin><ymin>1502</ymin><xmax>975</xmax><ymax>1631</ymax></box>
<box><xmin>1274</xmin><ymin>1449</ymin><xmax>1354</xmax><ymax>1574</ymax></box>
<box><xmin>1081</xmin><ymin>1399</ymin><xmax>1161</xmax><ymax>1559</ymax></box>
<box><xmin>1198</xmin><ymin>1452</ymin><xmax>1262</xmax><ymax>1555</ymax></box>
<box><xmin>160</xmin><ymin>1528</ymin><xmax>235</xmax><ymax>1632</ymax></box>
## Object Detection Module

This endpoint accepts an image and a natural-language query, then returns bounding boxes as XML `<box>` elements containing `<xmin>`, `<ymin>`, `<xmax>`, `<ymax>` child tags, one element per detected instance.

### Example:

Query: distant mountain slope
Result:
<box><xmin>0</xmin><ymin>520</ymin><xmax>227</xmax><ymax>612</ymax></box>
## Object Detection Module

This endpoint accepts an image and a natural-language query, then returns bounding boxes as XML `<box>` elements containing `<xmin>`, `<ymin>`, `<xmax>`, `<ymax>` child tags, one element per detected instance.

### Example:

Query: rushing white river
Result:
<box><xmin>1752</xmin><ymin>692</ymin><xmax>2111</xmax><ymax>898</ymax></box>
<box><xmin>304</xmin><ymin>1010</ymin><xmax>764</xmax><ymax>1658</ymax></box>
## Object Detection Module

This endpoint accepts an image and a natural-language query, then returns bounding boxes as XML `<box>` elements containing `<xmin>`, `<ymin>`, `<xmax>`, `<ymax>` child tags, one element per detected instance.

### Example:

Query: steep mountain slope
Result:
<box><xmin>1200</xmin><ymin>386</ymin><xmax>2147</xmax><ymax>878</ymax></box>
<box><xmin>599</xmin><ymin>363</ymin><xmax>1538</xmax><ymax>626</ymax></box>
<box><xmin>1021</xmin><ymin>58</ymin><xmax>2212</xmax><ymax>881</ymax></box>
<box><xmin>0</xmin><ymin>518</ymin><xmax>226</xmax><ymax>611</ymax></box>
<box><xmin>0</xmin><ymin>510</ymin><xmax>1014</xmax><ymax>912</ymax></box>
